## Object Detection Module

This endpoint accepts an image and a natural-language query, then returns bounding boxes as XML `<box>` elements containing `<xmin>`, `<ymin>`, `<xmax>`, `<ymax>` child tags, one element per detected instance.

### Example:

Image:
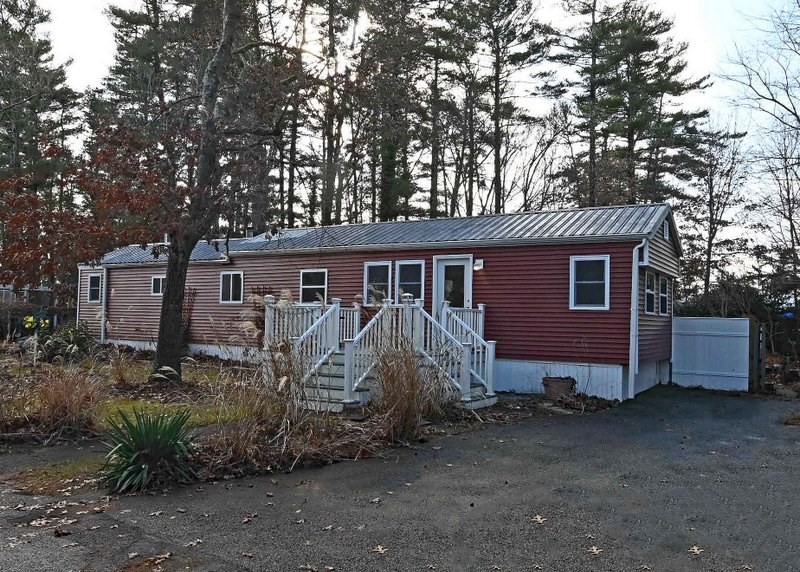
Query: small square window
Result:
<box><xmin>151</xmin><ymin>276</ymin><xmax>166</xmax><ymax>296</ymax></box>
<box><xmin>220</xmin><ymin>272</ymin><xmax>243</xmax><ymax>303</ymax></box>
<box><xmin>663</xmin><ymin>220</ymin><xmax>670</xmax><ymax>241</ymax></box>
<box><xmin>570</xmin><ymin>256</ymin><xmax>610</xmax><ymax>310</ymax></box>
<box><xmin>87</xmin><ymin>275</ymin><xmax>102</xmax><ymax>303</ymax></box>
<box><xmin>396</xmin><ymin>261</ymin><xmax>424</xmax><ymax>302</ymax></box>
<box><xmin>300</xmin><ymin>269</ymin><xmax>327</xmax><ymax>304</ymax></box>
<box><xmin>645</xmin><ymin>272</ymin><xmax>656</xmax><ymax>314</ymax></box>
<box><xmin>364</xmin><ymin>262</ymin><xmax>391</xmax><ymax>304</ymax></box>
<box><xmin>659</xmin><ymin>276</ymin><xmax>670</xmax><ymax>315</ymax></box>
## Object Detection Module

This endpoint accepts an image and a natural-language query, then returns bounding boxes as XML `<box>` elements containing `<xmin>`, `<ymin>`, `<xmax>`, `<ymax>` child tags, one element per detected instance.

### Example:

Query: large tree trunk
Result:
<box><xmin>430</xmin><ymin>47</ymin><xmax>440</xmax><ymax>218</ymax></box>
<box><xmin>492</xmin><ymin>42</ymin><xmax>502</xmax><ymax>214</ymax></box>
<box><xmin>154</xmin><ymin>0</ymin><xmax>242</xmax><ymax>377</ymax></box>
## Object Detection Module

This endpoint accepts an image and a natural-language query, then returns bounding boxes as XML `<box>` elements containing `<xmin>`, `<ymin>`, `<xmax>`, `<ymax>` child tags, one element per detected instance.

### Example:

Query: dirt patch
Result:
<box><xmin>784</xmin><ymin>413</ymin><xmax>800</xmax><ymax>426</ymax></box>
<box><xmin>2</xmin><ymin>455</ymin><xmax>104</xmax><ymax>495</ymax></box>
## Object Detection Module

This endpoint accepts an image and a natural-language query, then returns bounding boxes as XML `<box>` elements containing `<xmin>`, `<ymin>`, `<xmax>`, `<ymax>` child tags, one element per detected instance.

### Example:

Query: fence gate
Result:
<box><xmin>672</xmin><ymin>317</ymin><xmax>764</xmax><ymax>392</ymax></box>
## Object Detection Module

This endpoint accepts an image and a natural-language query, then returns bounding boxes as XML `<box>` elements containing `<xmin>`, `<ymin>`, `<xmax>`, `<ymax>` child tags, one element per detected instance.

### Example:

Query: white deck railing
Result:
<box><xmin>264</xmin><ymin>296</ymin><xmax>324</xmax><ymax>344</ymax></box>
<box><xmin>339</xmin><ymin>306</ymin><xmax>361</xmax><ymax>343</ymax></box>
<box><xmin>448</xmin><ymin>304</ymin><xmax>485</xmax><ymax>338</ymax></box>
<box><xmin>442</xmin><ymin>303</ymin><xmax>495</xmax><ymax>396</ymax></box>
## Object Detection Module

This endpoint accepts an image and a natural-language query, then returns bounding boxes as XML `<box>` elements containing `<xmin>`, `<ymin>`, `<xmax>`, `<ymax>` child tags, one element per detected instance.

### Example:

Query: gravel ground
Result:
<box><xmin>1</xmin><ymin>385</ymin><xmax>799</xmax><ymax>572</ymax></box>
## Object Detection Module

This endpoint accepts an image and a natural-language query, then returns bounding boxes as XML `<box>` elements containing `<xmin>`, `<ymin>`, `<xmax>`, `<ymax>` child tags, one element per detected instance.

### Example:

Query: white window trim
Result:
<box><xmin>87</xmin><ymin>274</ymin><xmax>102</xmax><ymax>303</ymax></box>
<box><xmin>569</xmin><ymin>255</ymin><xmax>610</xmax><ymax>311</ymax></box>
<box><xmin>151</xmin><ymin>275</ymin><xmax>166</xmax><ymax>297</ymax></box>
<box><xmin>363</xmin><ymin>261</ymin><xmax>392</xmax><ymax>305</ymax></box>
<box><xmin>395</xmin><ymin>260</ymin><xmax>425</xmax><ymax>303</ymax></box>
<box><xmin>644</xmin><ymin>271</ymin><xmax>656</xmax><ymax>315</ymax></box>
<box><xmin>659</xmin><ymin>276</ymin><xmax>670</xmax><ymax>316</ymax></box>
<box><xmin>219</xmin><ymin>271</ymin><xmax>244</xmax><ymax>304</ymax></box>
<box><xmin>299</xmin><ymin>268</ymin><xmax>328</xmax><ymax>305</ymax></box>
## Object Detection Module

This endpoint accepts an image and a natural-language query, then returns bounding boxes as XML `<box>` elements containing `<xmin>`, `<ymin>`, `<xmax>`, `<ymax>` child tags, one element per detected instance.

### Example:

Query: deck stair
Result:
<box><xmin>264</xmin><ymin>295</ymin><xmax>497</xmax><ymax>412</ymax></box>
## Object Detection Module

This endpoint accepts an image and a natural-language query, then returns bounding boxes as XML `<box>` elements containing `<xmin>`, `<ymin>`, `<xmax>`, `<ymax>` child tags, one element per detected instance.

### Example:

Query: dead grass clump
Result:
<box><xmin>33</xmin><ymin>367</ymin><xmax>104</xmax><ymax>436</ymax></box>
<box><xmin>370</xmin><ymin>337</ymin><xmax>460</xmax><ymax>442</ymax></box>
<box><xmin>784</xmin><ymin>413</ymin><xmax>800</xmax><ymax>426</ymax></box>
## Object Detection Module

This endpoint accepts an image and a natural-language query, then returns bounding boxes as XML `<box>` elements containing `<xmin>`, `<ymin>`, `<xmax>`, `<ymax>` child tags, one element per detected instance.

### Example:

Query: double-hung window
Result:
<box><xmin>645</xmin><ymin>271</ymin><xmax>656</xmax><ymax>314</ymax></box>
<box><xmin>87</xmin><ymin>275</ymin><xmax>102</xmax><ymax>303</ymax></box>
<box><xmin>659</xmin><ymin>276</ymin><xmax>670</xmax><ymax>315</ymax></box>
<box><xmin>395</xmin><ymin>260</ymin><xmax>424</xmax><ymax>302</ymax></box>
<box><xmin>364</xmin><ymin>262</ymin><xmax>391</xmax><ymax>304</ymax></box>
<box><xmin>569</xmin><ymin>255</ymin><xmax>610</xmax><ymax>310</ymax></box>
<box><xmin>220</xmin><ymin>271</ymin><xmax>243</xmax><ymax>303</ymax></box>
<box><xmin>300</xmin><ymin>269</ymin><xmax>327</xmax><ymax>304</ymax></box>
<box><xmin>151</xmin><ymin>276</ymin><xmax>166</xmax><ymax>296</ymax></box>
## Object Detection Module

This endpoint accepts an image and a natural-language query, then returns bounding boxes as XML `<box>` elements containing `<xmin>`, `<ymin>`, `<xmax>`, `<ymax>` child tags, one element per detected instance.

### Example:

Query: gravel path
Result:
<box><xmin>1</xmin><ymin>386</ymin><xmax>798</xmax><ymax>571</ymax></box>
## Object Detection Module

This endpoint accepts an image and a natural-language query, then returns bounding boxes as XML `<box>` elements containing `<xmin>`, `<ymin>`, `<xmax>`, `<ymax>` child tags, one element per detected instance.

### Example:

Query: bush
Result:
<box><xmin>37</xmin><ymin>321</ymin><xmax>97</xmax><ymax>363</ymax></box>
<box><xmin>370</xmin><ymin>337</ymin><xmax>459</xmax><ymax>442</ymax></box>
<box><xmin>34</xmin><ymin>368</ymin><xmax>103</xmax><ymax>435</ymax></box>
<box><xmin>102</xmin><ymin>409</ymin><xmax>195</xmax><ymax>493</ymax></box>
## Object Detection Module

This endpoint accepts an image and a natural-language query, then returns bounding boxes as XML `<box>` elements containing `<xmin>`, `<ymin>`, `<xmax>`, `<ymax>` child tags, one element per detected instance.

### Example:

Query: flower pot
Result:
<box><xmin>542</xmin><ymin>376</ymin><xmax>576</xmax><ymax>401</ymax></box>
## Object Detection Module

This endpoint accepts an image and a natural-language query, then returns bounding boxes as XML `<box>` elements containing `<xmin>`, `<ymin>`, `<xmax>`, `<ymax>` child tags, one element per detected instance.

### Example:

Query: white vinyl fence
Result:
<box><xmin>672</xmin><ymin>317</ymin><xmax>755</xmax><ymax>391</ymax></box>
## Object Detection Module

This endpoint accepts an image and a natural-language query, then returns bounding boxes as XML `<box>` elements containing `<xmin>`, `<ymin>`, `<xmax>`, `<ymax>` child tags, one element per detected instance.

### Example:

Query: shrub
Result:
<box><xmin>37</xmin><ymin>321</ymin><xmax>97</xmax><ymax>363</ymax></box>
<box><xmin>102</xmin><ymin>409</ymin><xmax>195</xmax><ymax>493</ymax></box>
<box><xmin>34</xmin><ymin>367</ymin><xmax>103</xmax><ymax>435</ymax></box>
<box><xmin>370</xmin><ymin>337</ymin><xmax>459</xmax><ymax>442</ymax></box>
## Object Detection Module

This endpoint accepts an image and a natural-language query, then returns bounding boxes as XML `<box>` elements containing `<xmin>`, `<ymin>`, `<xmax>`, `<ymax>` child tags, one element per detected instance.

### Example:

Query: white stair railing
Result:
<box><xmin>339</xmin><ymin>304</ymin><xmax>361</xmax><ymax>344</ymax></box>
<box><xmin>442</xmin><ymin>303</ymin><xmax>495</xmax><ymax>397</ymax></box>
<box><xmin>449</xmin><ymin>304</ymin><xmax>486</xmax><ymax>338</ymax></box>
<box><xmin>342</xmin><ymin>300</ymin><xmax>403</xmax><ymax>403</ymax></box>
<box><xmin>291</xmin><ymin>298</ymin><xmax>341</xmax><ymax>382</ymax></box>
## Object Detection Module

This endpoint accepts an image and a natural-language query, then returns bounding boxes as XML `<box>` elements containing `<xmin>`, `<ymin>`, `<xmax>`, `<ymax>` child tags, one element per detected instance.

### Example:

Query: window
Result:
<box><xmin>569</xmin><ymin>255</ymin><xmax>610</xmax><ymax>310</ymax></box>
<box><xmin>395</xmin><ymin>260</ymin><xmax>424</xmax><ymax>302</ymax></box>
<box><xmin>659</xmin><ymin>276</ymin><xmax>670</xmax><ymax>315</ymax></box>
<box><xmin>220</xmin><ymin>271</ymin><xmax>243</xmax><ymax>303</ymax></box>
<box><xmin>300</xmin><ymin>269</ymin><xmax>327</xmax><ymax>304</ymax></box>
<box><xmin>645</xmin><ymin>271</ymin><xmax>656</xmax><ymax>314</ymax></box>
<box><xmin>151</xmin><ymin>276</ymin><xmax>166</xmax><ymax>296</ymax></box>
<box><xmin>663</xmin><ymin>220</ymin><xmax>670</xmax><ymax>241</ymax></box>
<box><xmin>364</xmin><ymin>262</ymin><xmax>391</xmax><ymax>304</ymax></box>
<box><xmin>87</xmin><ymin>275</ymin><xmax>101</xmax><ymax>303</ymax></box>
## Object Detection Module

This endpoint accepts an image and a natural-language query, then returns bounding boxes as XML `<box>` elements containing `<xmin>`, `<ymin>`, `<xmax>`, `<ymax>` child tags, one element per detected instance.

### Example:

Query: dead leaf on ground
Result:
<box><xmin>530</xmin><ymin>515</ymin><xmax>546</xmax><ymax>524</ymax></box>
<box><xmin>587</xmin><ymin>546</ymin><xmax>603</xmax><ymax>555</ymax></box>
<box><xmin>688</xmin><ymin>545</ymin><xmax>704</xmax><ymax>555</ymax></box>
<box><xmin>242</xmin><ymin>552</ymin><xmax>254</xmax><ymax>558</ymax></box>
<box><xmin>184</xmin><ymin>538</ymin><xmax>203</xmax><ymax>547</ymax></box>
<box><xmin>372</xmin><ymin>545</ymin><xmax>388</xmax><ymax>555</ymax></box>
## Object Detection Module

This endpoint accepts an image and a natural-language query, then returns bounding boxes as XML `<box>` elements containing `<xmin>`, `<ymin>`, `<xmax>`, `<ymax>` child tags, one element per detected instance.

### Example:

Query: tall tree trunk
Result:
<box><xmin>492</xmin><ymin>41</ymin><xmax>502</xmax><ymax>214</ymax></box>
<box><xmin>321</xmin><ymin>0</ymin><xmax>336</xmax><ymax>226</ymax></box>
<box><xmin>430</xmin><ymin>46</ymin><xmax>440</xmax><ymax>218</ymax></box>
<box><xmin>154</xmin><ymin>0</ymin><xmax>242</xmax><ymax>377</ymax></box>
<box><xmin>587</xmin><ymin>0</ymin><xmax>598</xmax><ymax>207</ymax></box>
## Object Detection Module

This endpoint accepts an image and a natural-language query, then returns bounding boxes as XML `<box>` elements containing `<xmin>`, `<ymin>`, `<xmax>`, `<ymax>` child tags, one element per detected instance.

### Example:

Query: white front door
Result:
<box><xmin>433</xmin><ymin>256</ymin><xmax>473</xmax><ymax>318</ymax></box>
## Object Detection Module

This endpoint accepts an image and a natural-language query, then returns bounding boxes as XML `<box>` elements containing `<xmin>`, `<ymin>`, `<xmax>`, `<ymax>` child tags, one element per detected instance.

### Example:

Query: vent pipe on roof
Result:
<box><xmin>163</xmin><ymin>233</ymin><xmax>170</xmax><ymax>244</ymax></box>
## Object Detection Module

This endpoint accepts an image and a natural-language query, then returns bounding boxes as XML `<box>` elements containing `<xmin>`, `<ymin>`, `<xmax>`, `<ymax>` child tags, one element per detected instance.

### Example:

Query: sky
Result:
<box><xmin>39</xmin><ymin>0</ymin><xmax>773</xmax><ymax>118</ymax></box>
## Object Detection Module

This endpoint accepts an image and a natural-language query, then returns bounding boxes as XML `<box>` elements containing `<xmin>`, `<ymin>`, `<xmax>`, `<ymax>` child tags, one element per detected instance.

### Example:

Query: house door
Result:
<box><xmin>434</xmin><ymin>256</ymin><xmax>472</xmax><ymax>317</ymax></box>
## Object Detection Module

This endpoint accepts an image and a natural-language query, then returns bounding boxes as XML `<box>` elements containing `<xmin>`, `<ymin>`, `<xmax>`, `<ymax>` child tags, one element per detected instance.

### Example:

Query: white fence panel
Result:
<box><xmin>672</xmin><ymin>317</ymin><xmax>750</xmax><ymax>391</ymax></box>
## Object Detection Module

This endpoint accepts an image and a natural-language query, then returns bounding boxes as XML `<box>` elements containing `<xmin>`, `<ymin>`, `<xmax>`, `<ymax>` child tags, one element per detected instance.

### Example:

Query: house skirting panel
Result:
<box><xmin>494</xmin><ymin>358</ymin><xmax>626</xmax><ymax>402</ymax></box>
<box><xmin>629</xmin><ymin>359</ymin><xmax>670</xmax><ymax>395</ymax></box>
<box><xmin>107</xmin><ymin>339</ymin><xmax>255</xmax><ymax>362</ymax></box>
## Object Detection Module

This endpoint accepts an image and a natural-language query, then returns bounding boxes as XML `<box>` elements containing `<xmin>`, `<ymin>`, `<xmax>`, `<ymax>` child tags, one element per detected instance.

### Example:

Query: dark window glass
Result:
<box><xmin>221</xmin><ymin>273</ymin><xmax>243</xmax><ymax>302</ymax></box>
<box><xmin>397</xmin><ymin>262</ymin><xmax>423</xmax><ymax>300</ymax></box>
<box><xmin>572</xmin><ymin>259</ymin><xmax>607</xmax><ymax>308</ymax></box>
<box><xmin>88</xmin><ymin>275</ymin><xmax>101</xmax><ymax>302</ymax></box>
<box><xmin>301</xmin><ymin>271</ymin><xmax>326</xmax><ymax>304</ymax></box>
<box><xmin>366</xmin><ymin>264</ymin><xmax>391</xmax><ymax>304</ymax></box>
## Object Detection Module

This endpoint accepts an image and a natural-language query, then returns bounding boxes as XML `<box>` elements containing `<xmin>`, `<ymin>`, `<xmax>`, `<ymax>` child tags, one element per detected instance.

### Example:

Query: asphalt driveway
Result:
<box><xmin>2</xmin><ymin>386</ymin><xmax>799</xmax><ymax>571</ymax></box>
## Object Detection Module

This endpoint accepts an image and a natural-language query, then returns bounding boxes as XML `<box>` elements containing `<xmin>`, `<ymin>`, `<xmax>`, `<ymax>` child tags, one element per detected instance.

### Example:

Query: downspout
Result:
<box><xmin>100</xmin><ymin>267</ymin><xmax>108</xmax><ymax>344</ymax></box>
<box><xmin>76</xmin><ymin>266</ymin><xmax>82</xmax><ymax>326</ymax></box>
<box><xmin>628</xmin><ymin>239</ymin><xmax>647</xmax><ymax>399</ymax></box>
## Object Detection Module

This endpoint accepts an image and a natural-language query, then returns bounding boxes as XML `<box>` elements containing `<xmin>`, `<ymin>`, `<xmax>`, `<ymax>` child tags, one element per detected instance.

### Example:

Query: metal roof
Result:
<box><xmin>232</xmin><ymin>203</ymin><xmax>672</xmax><ymax>253</ymax></box>
<box><xmin>100</xmin><ymin>240</ymin><xmax>234</xmax><ymax>265</ymax></box>
<box><xmin>99</xmin><ymin>204</ymin><xmax>674</xmax><ymax>264</ymax></box>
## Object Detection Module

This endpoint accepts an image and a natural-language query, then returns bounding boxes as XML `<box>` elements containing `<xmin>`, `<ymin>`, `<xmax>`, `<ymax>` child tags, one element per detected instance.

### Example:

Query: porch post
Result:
<box><xmin>477</xmin><ymin>303</ymin><xmax>486</xmax><ymax>338</ymax></box>
<box><xmin>264</xmin><ymin>295</ymin><xmax>276</xmax><ymax>347</ymax></box>
<box><xmin>343</xmin><ymin>340</ymin><xmax>356</xmax><ymax>404</ymax></box>
<box><xmin>460</xmin><ymin>342</ymin><xmax>472</xmax><ymax>401</ymax></box>
<box><xmin>330</xmin><ymin>298</ymin><xmax>341</xmax><ymax>348</ymax></box>
<box><xmin>439</xmin><ymin>300</ymin><xmax>451</xmax><ymax>331</ymax></box>
<box><xmin>413</xmin><ymin>298</ymin><xmax>424</xmax><ymax>349</ymax></box>
<box><xmin>486</xmin><ymin>340</ymin><xmax>496</xmax><ymax>397</ymax></box>
<box><xmin>353</xmin><ymin>296</ymin><xmax>362</xmax><ymax>335</ymax></box>
<box><xmin>401</xmin><ymin>293</ymin><xmax>414</xmax><ymax>340</ymax></box>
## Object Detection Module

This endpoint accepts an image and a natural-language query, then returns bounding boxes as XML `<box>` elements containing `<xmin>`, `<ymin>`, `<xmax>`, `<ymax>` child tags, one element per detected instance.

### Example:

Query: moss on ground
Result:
<box><xmin>785</xmin><ymin>413</ymin><xmax>800</xmax><ymax>426</ymax></box>
<box><xmin>3</xmin><ymin>455</ymin><xmax>105</xmax><ymax>495</ymax></box>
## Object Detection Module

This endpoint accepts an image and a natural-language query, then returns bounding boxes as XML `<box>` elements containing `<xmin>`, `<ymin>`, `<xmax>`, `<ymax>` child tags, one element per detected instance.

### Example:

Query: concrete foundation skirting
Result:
<box><xmin>494</xmin><ymin>358</ymin><xmax>626</xmax><ymax>402</ymax></box>
<box><xmin>106</xmin><ymin>339</ymin><xmax>256</xmax><ymax>362</ymax></box>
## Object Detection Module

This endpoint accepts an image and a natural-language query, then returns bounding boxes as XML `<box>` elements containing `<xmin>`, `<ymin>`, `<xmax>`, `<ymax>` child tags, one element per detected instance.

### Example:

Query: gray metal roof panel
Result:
<box><xmin>101</xmin><ymin>240</ymin><xmax>234</xmax><ymax>265</ymax></box>
<box><xmin>229</xmin><ymin>203</ymin><xmax>672</xmax><ymax>253</ymax></box>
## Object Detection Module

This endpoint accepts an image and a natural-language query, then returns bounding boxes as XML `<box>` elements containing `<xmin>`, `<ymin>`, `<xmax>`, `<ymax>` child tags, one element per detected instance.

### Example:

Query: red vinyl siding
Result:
<box><xmin>638</xmin><ymin>271</ymin><xmax>672</xmax><ymax>362</ymax></box>
<box><xmin>96</xmin><ymin>241</ymin><xmax>639</xmax><ymax>365</ymax></box>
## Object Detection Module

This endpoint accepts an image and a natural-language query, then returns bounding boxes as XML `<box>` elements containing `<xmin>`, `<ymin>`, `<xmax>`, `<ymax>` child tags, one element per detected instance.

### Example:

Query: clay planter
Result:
<box><xmin>542</xmin><ymin>376</ymin><xmax>576</xmax><ymax>401</ymax></box>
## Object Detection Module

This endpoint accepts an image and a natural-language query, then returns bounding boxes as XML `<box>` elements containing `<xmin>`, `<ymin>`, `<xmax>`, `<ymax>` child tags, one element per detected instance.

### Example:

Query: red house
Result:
<box><xmin>77</xmin><ymin>203</ymin><xmax>680</xmax><ymax>408</ymax></box>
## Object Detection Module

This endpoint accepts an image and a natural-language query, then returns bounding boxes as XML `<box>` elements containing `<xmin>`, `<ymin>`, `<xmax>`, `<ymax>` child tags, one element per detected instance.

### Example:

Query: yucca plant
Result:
<box><xmin>102</xmin><ymin>409</ymin><xmax>195</xmax><ymax>493</ymax></box>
